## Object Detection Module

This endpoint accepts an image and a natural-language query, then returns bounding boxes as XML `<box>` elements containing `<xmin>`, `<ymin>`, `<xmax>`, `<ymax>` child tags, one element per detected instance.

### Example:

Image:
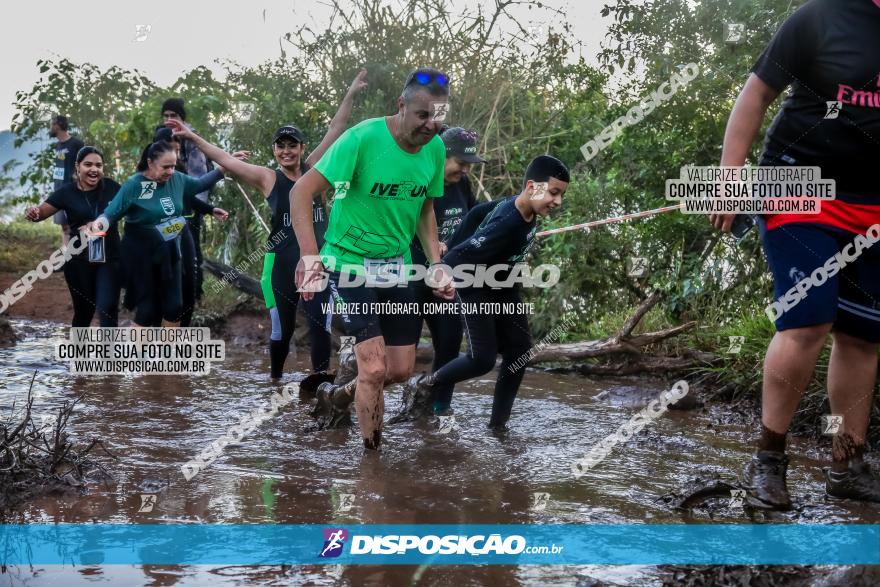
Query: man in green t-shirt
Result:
<box><xmin>292</xmin><ymin>67</ymin><xmax>455</xmax><ymax>450</ymax></box>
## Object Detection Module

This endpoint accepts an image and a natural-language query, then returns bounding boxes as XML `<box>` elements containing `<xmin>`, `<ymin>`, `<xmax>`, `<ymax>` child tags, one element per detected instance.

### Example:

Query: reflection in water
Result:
<box><xmin>1</xmin><ymin>319</ymin><xmax>877</xmax><ymax>585</ymax></box>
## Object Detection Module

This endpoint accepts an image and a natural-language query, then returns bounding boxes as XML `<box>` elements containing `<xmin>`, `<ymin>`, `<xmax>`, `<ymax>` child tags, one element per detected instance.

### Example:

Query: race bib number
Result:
<box><xmin>364</xmin><ymin>256</ymin><xmax>403</xmax><ymax>286</ymax></box>
<box><xmin>155</xmin><ymin>216</ymin><xmax>186</xmax><ymax>241</ymax></box>
<box><xmin>52</xmin><ymin>166</ymin><xmax>65</xmax><ymax>181</ymax></box>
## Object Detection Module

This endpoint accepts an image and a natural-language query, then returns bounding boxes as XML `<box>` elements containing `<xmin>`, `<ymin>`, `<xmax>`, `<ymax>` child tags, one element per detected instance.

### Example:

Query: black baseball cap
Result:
<box><xmin>272</xmin><ymin>125</ymin><xmax>306</xmax><ymax>144</ymax></box>
<box><xmin>441</xmin><ymin>127</ymin><xmax>486</xmax><ymax>164</ymax></box>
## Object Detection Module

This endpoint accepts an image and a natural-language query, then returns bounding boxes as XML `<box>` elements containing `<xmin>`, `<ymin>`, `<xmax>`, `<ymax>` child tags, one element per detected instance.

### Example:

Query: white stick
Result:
<box><xmin>233</xmin><ymin>180</ymin><xmax>270</xmax><ymax>234</ymax></box>
<box><xmin>537</xmin><ymin>204</ymin><xmax>682</xmax><ymax>238</ymax></box>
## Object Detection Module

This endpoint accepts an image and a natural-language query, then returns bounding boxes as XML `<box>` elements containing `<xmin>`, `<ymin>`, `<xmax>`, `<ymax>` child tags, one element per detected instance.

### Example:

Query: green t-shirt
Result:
<box><xmin>314</xmin><ymin>117</ymin><xmax>445</xmax><ymax>273</ymax></box>
<box><xmin>104</xmin><ymin>171</ymin><xmax>202</xmax><ymax>226</ymax></box>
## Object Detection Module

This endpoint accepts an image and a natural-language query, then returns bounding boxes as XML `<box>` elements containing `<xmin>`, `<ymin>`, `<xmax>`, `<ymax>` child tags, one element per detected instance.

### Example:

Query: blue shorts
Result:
<box><xmin>761</xmin><ymin>221</ymin><xmax>880</xmax><ymax>343</ymax></box>
<box><xmin>327</xmin><ymin>272</ymin><xmax>421</xmax><ymax>346</ymax></box>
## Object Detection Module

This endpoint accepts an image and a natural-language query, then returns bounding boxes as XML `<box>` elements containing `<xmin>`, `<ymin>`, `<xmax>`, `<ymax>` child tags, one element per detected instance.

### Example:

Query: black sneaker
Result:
<box><xmin>741</xmin><ymin>450</ymin><xmax>792</xmax><ymax>510</ymax></box>
<box><xmin>298</xmin><ymin>371</ymin><xmax>336</xmax><ymax>396</ymax></box>
<box><xmin>388</xmin><ymin>374</ymin><xmax>434</xmax><ymax>424</ymax></box>
<box><xmin>310</xmin><ymin>381</ymin><xmax>354</xmax><ymax>429</ymax></box>
<box><xmin>308</xmin><ymin>350</ymin><xmax>356</xmax><ymax>424</ymax></box>
<box><xmin>826</xmin><ymin>462</ymin><xmax>880</xmax><ymax>503</ymax></box>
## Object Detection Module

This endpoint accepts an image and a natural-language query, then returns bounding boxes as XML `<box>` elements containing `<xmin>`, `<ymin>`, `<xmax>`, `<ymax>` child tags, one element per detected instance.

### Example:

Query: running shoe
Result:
<box><xmin>825</xmin><ymin>462</ymin><xmax>880</xmax><ymax>503</ymax></box>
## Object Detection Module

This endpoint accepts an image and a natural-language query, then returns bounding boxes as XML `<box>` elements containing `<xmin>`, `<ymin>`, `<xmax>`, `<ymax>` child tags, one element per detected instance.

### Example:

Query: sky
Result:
<box><xmin>0</xmin><ymin>0</ymin><xmax>610</xmax><ymax>131</ymax></box>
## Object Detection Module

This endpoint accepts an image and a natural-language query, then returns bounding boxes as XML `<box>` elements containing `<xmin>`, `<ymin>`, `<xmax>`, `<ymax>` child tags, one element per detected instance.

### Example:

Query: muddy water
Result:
<box><xmin>1</xmin><ymin>319</ymin><xmax>878</xmax><ymax>586</ymax></box>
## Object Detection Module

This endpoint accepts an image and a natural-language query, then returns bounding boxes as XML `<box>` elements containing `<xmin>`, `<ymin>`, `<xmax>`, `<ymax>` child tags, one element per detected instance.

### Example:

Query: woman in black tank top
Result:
<box><xmin>166</xmin><ymin>69</ymin><xmax>368</xmax><ymax>379</ymax></box>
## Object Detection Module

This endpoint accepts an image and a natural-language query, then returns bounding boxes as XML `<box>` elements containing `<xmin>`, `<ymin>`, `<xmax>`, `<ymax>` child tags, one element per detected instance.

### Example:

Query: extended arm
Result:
<box><xmin>416</xmin><ymin>199</ymin><xmax>442</xmax><ymax>265</ymax></box>
<box><xmin>25</xmin><ymin>202</ymin><xmax>59</xmax><ymax>222</ymax></box>
<box><xmin>291</xmin><ymin>168</ymin><xmax>332</xmax><ymax>300</ymax></box>
<box><xmin>710</xmin><ymin>73</ymin><xmax>781</xmax><ymax>232</ymax></box>
<box><xmin>166</xmin><ymin>120</ymin><xmax>276</xmax><ymax>195</ymax></box>
<box><xmin>305</xmin><ymin>68</ymin><xmax>368</xmax><ymax>167</ymax></box>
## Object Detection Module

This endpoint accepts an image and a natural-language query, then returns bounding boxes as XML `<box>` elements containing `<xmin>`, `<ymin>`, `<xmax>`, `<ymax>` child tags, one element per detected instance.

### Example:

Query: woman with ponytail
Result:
<box><xmin>88</xmin><ymin>140</ymin><xmax>229</xmax><ymax>327</ymax></box>
<box><xmin>150</xmin><ymin>126</ymin><xmax>230</xmax><ymax>326</ymax></box>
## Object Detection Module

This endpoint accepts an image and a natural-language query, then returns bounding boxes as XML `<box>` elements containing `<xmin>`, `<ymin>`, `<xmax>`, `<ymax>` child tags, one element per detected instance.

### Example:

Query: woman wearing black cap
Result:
<box><xmin>166</xmin><ymin>69</ymin><xmax>368</xmax><ymax>379</ymax></box>
<box><xmin>25</xmin><ymin>146</ymin><xmax>122</xmax><ymax>326</ymax></box>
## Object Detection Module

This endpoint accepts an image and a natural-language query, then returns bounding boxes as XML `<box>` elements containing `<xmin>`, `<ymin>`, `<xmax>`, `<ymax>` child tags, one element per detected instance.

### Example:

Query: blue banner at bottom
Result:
<box><xmin>1</xmin><ymin>524</ymin><xmax>878</xmax><ymax>565</ymax></box>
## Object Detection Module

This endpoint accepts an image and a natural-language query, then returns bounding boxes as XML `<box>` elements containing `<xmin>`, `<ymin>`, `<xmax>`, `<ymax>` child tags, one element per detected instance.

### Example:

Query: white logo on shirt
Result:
<box><xmin>160</xmin><ymin>196</ymin><xmax>175</xmax><ymax>216</ymax></box>
<box><xmin>334</xmin><ymin>181</ymin><xmax>350</xmax><ymax>200</ymax></box>
<box><xmin>824</xmin><ymin>101</ymin><xmax>842</xmax><ymax>119</ymax></box>
<box><xmin>139</xmin><ymin>181</ymin><xmax>157</xmax><ymax>199</ymax></box>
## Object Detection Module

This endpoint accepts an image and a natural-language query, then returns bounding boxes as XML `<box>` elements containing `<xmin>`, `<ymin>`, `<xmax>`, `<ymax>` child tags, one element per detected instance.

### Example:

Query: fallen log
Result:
<box><xmin>571</xmin><ymin>353</ymin><xmax>715</xmax><ymax>376</ymax></box>
<box><xmin>530</xmin><ymin>322</ymin><xmax>697</xmax><ymax>362</ymax></box>
<box><xmin>202</xmin><ymin>258</ymin><xmax>263</xmax><ymax>300</ymax></box>
<box><xmin>529</xmin><ymin>291</ymin><xmax>717</xmax><ymax>373</ymax></box>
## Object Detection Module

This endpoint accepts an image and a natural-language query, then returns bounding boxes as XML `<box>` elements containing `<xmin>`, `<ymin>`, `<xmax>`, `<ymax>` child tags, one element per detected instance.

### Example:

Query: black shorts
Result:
<box><xmin>327</xmin><ymin>272</ymin><xmax>421</xmax><ymax>346</ymax></box>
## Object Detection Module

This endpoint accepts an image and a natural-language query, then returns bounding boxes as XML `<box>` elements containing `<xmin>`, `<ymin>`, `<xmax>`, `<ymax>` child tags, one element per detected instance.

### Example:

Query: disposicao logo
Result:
<box><xmin>319</xmin><ymin>528</ymin><xmax>348</xmax><ymax>558</ymax></box>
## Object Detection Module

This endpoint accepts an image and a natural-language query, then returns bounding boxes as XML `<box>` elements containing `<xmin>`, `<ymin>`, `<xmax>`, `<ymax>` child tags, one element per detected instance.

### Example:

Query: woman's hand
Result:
<box><xmin>212</xmin><ymin>208</ymin><xmax>230</xmax><ymax>222</ymax></box>
<box><xmin>165</xmin><ymin>119</ymin><xmax>195</xmax><ymax>142</ymax></box>
<box><xmin>25</xmin><ymin>206</ymin><xmax>41</xmax><ymax>222</ymax></box>
<box><xmin>84</xmin><ymin>216</ymin><xmax>109</xmax><ymax>237</ymax></box>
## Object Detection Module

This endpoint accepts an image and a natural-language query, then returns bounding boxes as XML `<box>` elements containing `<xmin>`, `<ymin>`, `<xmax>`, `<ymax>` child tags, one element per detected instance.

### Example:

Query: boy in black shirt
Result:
<box><xmin>397</xmin><ymin>155</ymin><xmax>569</xmax><ymax>429</ymax></box>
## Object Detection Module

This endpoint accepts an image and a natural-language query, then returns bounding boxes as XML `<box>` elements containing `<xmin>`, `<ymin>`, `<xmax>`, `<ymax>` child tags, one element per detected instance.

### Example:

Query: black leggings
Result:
<box><xmin>62</xmin><ymin>257</ymin><xmax>120</xmax><ymax>327</ymax></box>
<box><xmin>179</xmin><ymin>223</ymin><xmax>197</xmax><ymax>327</ymax></box>
<box><xmin>135</xmin><ymin>257</ymin><xmax>183</xmax><ymax>327</ymax></box>
<box><xmin>432</xmin><ymin>288</ymin><xmax>532</xmax><ymax>427</ymax></box>
<box><xmin>415</xmin><ymin>283</ymin><xmax>463</xmax><ymax>410</ymax></box>
<box><xmin>267</xmin><ymin>247</ymin><xmax>332</xmax><ymax>377</ymax></box>
<box><xmin>188</xmin><ymin>213</ymin><xmax>205</xmax><ymax>301</ymax></box>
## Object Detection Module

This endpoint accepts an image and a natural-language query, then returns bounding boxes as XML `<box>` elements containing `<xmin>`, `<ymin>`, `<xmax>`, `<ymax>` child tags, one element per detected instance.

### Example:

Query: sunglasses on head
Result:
<box><xmin>408</xmin><ymin>71</ymin><xmax>449</xmax><ymax>87</ymax></box>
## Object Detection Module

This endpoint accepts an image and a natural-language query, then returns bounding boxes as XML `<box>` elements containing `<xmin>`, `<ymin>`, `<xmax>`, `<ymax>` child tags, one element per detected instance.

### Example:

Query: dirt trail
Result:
<box><xmin>0</xmin><ymin>271</ymin><xmax>73</xmax><ymax>323</ymax></box>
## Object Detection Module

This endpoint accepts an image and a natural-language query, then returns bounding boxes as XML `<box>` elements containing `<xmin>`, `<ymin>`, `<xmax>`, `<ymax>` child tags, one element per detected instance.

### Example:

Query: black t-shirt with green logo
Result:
<box><xmin>266</xmin><ymin>166</ymin><xmax>328</xmax><ymax>253</ymax></box>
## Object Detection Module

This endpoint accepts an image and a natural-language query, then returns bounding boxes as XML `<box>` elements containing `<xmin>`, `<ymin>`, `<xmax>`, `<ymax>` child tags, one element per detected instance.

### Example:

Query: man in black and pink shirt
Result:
<box><xmin>712</xmin><ymin>0</ymin><xmax>880</xmax><ymax>507</ymax></box>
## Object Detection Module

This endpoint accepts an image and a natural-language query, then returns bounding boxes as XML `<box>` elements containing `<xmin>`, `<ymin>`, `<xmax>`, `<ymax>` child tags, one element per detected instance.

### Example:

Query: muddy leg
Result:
<box><xmin>827</xmin><ymin>331</ymin><xmax>877</xmax><ymax>470</ymax></box>
<box><xmin>760</xmin><ymin>324</ymin><xmax>831</xmax><ymax>448</ymax></box>
<box><xmin>354</xmin><ymin>337</ymin><xmax>387</xmax><ymax>449</ymax></box>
